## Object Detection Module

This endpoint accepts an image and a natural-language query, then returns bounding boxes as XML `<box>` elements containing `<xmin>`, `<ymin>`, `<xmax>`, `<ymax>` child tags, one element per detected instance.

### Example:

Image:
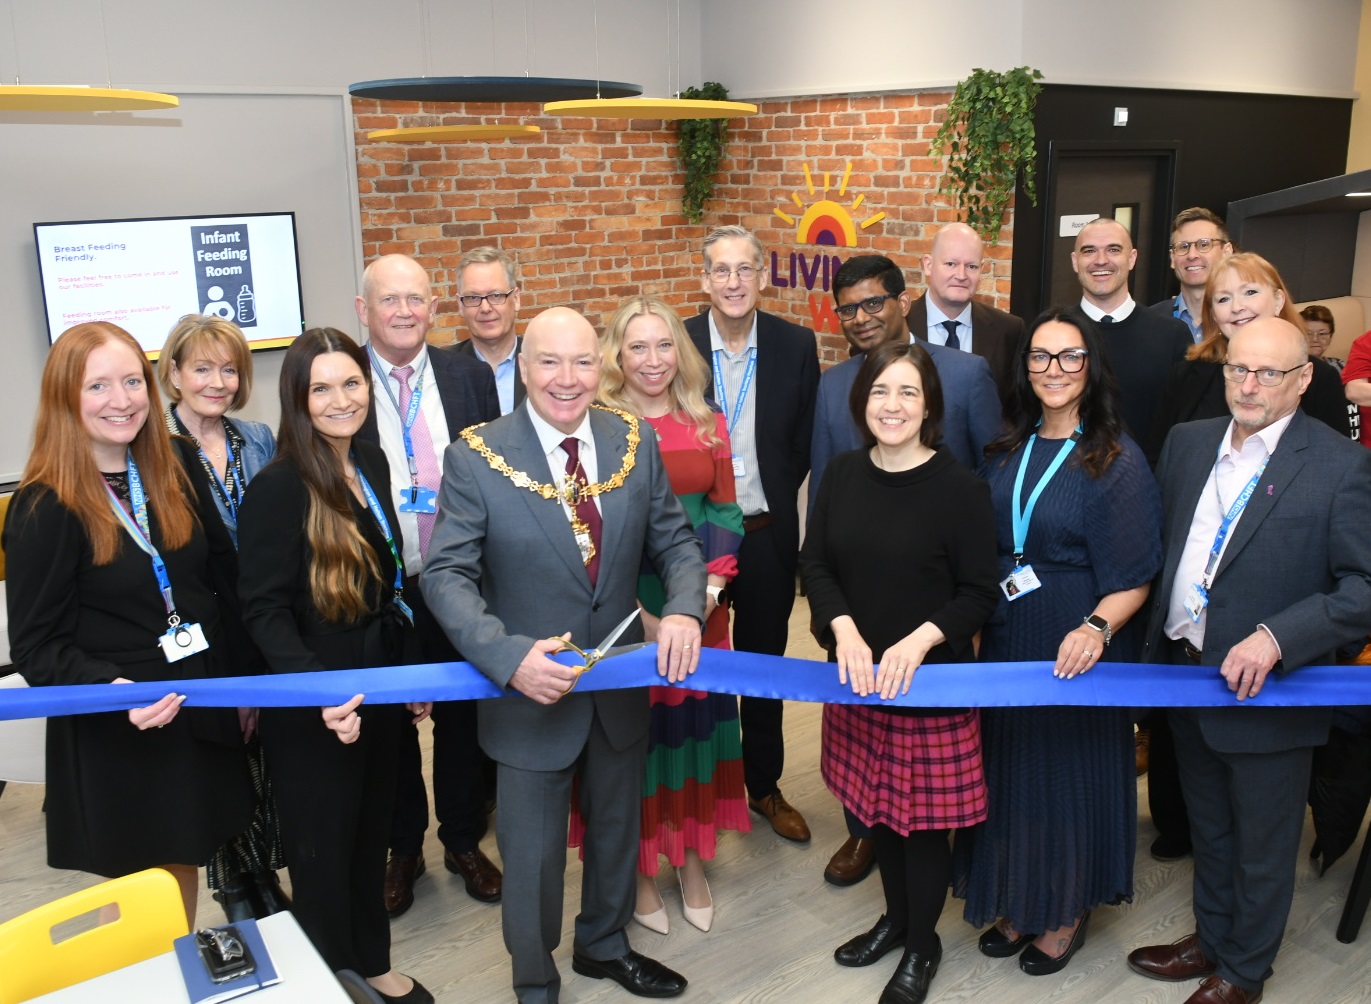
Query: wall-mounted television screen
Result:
<box><xmin>33</xmin><ymin>212</ymin><xmax>305</xmax><ymax>356</ymax></box>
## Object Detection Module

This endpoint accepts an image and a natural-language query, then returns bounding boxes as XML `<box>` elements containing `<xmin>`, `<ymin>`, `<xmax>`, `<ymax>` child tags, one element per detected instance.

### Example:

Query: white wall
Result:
<box><xmin>700</xmin><ymin>0</ymin><xmax>1361</xmax><ymax>99</ymax></box>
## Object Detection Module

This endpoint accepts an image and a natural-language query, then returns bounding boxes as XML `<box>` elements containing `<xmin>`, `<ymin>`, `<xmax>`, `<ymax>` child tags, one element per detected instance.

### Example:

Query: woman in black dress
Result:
<box><xmin>237</xmin><ymin>328</ymin><xmax>431</xmax><ymax>1003</ymax></box>
<box><xmin>4</xmin><ymin>321</ymin><xmax>251</xmax><ymax>926</ymax></box>
<box><xmin>801</xmin><ymin>341</ymin><xmax>999</xmax><ymax>1004</ymax></box>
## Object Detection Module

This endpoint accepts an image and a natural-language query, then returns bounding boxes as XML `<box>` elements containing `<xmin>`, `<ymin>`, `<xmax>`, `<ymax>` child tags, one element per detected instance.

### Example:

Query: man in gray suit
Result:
<box><xmin>422</xmin><ymin>307</ymin><xmax>706</xmax><ymax>1004</ymax></box>
<box><xmin>1129</xmin><ymin>317</ymin><xmax>1371</xmax><ymax>1004</ymax></box>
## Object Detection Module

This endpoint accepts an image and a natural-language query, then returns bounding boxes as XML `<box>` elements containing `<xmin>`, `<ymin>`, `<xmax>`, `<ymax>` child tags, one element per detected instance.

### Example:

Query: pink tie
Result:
<box><xmin>392</xmin><ymin>364</ymin><xmax>442</xmax><ymax>560</ymax></box>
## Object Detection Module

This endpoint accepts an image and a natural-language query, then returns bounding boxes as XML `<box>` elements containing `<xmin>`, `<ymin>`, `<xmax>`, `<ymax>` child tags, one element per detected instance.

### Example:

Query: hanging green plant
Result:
<box><xmin>676</xmin><ymin>82</ymin><xmax>731</xmax><ymax>224</ymax></box>
<box><xmin>931</xmin><ymin>66</ymin><xmax>1044</xmax><ymax>244</ymax></box>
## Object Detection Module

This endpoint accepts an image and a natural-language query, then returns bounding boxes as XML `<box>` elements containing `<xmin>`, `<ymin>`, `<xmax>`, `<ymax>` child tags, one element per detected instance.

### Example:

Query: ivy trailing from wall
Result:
<box><xmin>676</xmin><ymin>81</ymin><xmax>732</xmax><ymax>224</ymax></box>
<box><xmin>932</xmin><ymin>66</ymin><xmax>1044</xmax><ymax>244</ymax></box>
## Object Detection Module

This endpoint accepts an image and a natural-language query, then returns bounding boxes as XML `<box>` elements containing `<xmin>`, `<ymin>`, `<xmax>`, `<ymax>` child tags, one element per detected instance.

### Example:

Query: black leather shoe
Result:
<box><xmin>571</xmin><ymin>950</ymin><xmax>686</xmax><ymax>998</ymax></box>
<box><xmin>213</xmin><ymin>880</ymin><xmax>256</xmax><ymax>924</ymax></box>
<box><xmin>443</xmin><ymin>847</ymin><xmax>502</xmax><ymax>902</ymax></box>
<box><xmin>879</xmin><ymin>939</ymin><xmax>942</xmax><ymax>1004</ymax></box>
<box><xmin>1019</xmin><ymin>914</ymin><xmax>1089</xmax><ymax>976</ymax></box>
<box><xmin>247</xmin><ymin>870</ymin><xmax>291</xmax><ymax>917</ymax></box>
<box><xmin>978</xmin><ymin>921</ymin><xmax>1036</xmax><ymax>958</ymax></box>
<box><xmin>374</xmin><ymin>976</ymin><xmax>435</xmax><ymax>1004</ymax></box>
<box><xmin>1150</xmin><ymin>833</ymin><xmax>1193</xmax><ymax>861</ymax></box>
<box><xmin>383</xmin><ymin>853</ymin><xmax>425</xmax><ymax>918</ymax></box>
<box><xmin>834</xmin><ymin>914</ymin><xmax>907</xmax><ymax>968</ymax></box>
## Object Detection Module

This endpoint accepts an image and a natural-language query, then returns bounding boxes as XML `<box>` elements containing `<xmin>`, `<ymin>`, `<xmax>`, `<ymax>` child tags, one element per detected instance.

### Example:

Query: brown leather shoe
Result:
<box><xmin>444</xmin><ymin>847</ymin><xmax>502</xmax><ymax>902</ymax></box>
<box><xmin>1183</xmin><ymin>976</ymin><xmax>1263</xmax><ymax>1004</ymax></box>
<box><xmin>1128</xmin><ymin>933</ymin><xmax>1216</xmax><ymax>982</ymax></box>
<box><xmin>383</xmin><ymin>853</ymin><xmax>425</xmax><ymax>918</ymax></box>
<box><xmin>748</xmin><ymin>791</ymin><xmax>811</xmax><ymax>842</ymax></box>
<box><xmin>824</xmin><ymin>836</ymin><xmax>875</xmax><ymax>886</ymax></box>
<box><xmin>1136</xmin><ymin>726</ymin><xmax>1151</xmax><ymax>776</ymax></box>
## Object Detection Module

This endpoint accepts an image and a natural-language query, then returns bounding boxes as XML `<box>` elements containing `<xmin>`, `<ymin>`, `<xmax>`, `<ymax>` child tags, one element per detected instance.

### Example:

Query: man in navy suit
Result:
<box><xmin>1129</xmin><ymin>317</ymin><xmax>1371</xmax><ymax>1004</ymax></box>
<box><xmin>452</xmin><ymin>246</ymin><xmax>526</xmax><ymax>416</ymax></box>
<box><xmin>810</xmin><ymin>252</ymin><xmax>1002</xmax><ymax>885</ymax></box>
<box><xmin>354</xmin><ymin>253</ymin><xmax>504</xmax><ymax>916</ymax></box>
<box><xmin>685</xmin><ymin>225</ymin><xmax>819</xmax><ymax>843</ymax></box>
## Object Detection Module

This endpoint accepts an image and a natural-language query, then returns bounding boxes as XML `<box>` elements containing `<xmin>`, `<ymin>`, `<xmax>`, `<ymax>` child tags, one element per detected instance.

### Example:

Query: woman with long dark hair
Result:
<box><xmin>5</xmin><ymin>321</ymin><xmax>251</xmax><ymax>926</ymax></box>
<box><xmin>955</xmin><ymin>310</ymin><xmax>1162</xmax><ymax>977</ymax></box>
<box><xmin>237</xmin><ymin>327</ymin><xmax>431</xmax><ymax>1002</ymax></box>
<box><xmin>802</xmin><ymin>340</ymin><xmax>998</xmax><ymax>1004</ymax></box>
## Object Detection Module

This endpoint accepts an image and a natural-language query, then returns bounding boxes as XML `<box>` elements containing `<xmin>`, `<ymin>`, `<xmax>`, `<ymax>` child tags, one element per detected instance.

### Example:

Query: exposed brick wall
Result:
<box><xmin>353</xmin><ymin>91</ymin><xmax>1015</xmax><ymax>367</ymax></box>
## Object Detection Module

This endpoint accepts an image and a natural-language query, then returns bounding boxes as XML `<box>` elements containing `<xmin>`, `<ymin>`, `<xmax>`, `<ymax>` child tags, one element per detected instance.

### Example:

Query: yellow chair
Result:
<box><xmin>0</xmin><ymin>867</ymin><xmax>189</xmax><ymax>1002</ymax></box>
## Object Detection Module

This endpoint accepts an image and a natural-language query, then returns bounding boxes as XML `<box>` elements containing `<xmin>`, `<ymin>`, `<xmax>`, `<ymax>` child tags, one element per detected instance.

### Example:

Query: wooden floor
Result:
<box><xmin>3</xmin><ymin>597</ymin><xmax>1370</xmax><ymax>1003</ymax></box>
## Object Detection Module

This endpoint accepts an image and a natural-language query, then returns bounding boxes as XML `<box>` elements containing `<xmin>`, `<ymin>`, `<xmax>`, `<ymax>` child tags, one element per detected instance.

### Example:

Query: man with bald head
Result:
<box><xmin>1070</xmin><ymin>216</ymin><xmax>1191</xmax><ymax>455</ymax></box>
<box><xmin>1130</xmin><ymin>317</ymin><xmax>1371</xmax><ymax>1004</ymax></box>
<box><xmin>907</xmin><ymin>221</ymin><xmax>1024</xmax><ymax>403</ymax></box>
<box><xmin>423</xmin><ymin>307</ymin><xmax>706</xmax><ymax>1003</ymax></box>
<box><xmin>353</xmin><ymin>253</ymin><xmax>504</xmax><ymax>915</ymax></box>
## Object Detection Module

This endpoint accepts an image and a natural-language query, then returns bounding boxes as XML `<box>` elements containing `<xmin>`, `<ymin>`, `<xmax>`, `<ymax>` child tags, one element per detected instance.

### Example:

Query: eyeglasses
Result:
<box><xmin>1221</xmin><ymin>362</ymin><xmax>1307</xmax><ymax>387</ymax></box>
<box><xmin>1025</xmin><ymin>348</ymin><xmax>1089</xmax><ymax>373</ymax></box>
<box><xmin>707</xmin><ymin>264</ymin><xmax>759</xmax><ymax>284</ymax></box>
<box><xmin>458</xmin><ymin>289</ymin><xmax>515</xmax><ymax>308</ymax></box>
<box><xmin>1169</xmin><ymin>238</ymin><xmax>1227</xmax><ymax>255</ymax></box>
<box><xmin>834</xmin><ymin>293</ymin><xmax>898</xmax><ymax>321</ymax></box>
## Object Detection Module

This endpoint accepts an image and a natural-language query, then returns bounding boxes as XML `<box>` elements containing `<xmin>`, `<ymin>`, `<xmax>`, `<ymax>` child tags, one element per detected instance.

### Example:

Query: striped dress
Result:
<box><xmin>570</xmin><ymin>410</ymin><xmax>750</xmax><ymax>871</ymax></box>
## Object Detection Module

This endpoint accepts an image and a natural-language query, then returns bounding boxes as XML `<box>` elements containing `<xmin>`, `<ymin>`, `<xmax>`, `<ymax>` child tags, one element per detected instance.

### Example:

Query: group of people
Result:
<box><xmin>5</xmin><ymin>215</ymin><xmax>1371</xmax><ymax>1004</ymax></box>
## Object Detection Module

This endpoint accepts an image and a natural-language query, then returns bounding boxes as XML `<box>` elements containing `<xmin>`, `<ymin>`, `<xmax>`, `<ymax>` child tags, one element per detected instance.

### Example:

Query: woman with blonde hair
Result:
<box><xmin>237</xmin><ymin>328</ymin><xmax>432</xmax><ymax>1003</ymax></box>
<box><xmin>158</xmin><ymin>313</ymin><xmax>285</xmax><ymax>921</ymax></box>
<box><xmin>4</xmin><ymin>321</ymin><xmax>252</xmax><ymax>925</ymax></box>
<box><xmin>1151</xmin><ymin>252</ymin><xmax>1352</xmax><ymax>454</ymax></box>
<box><xmin>570</xmin><ymin>293</ymin><xmax>747</xmax><ymax>935</ymax></box>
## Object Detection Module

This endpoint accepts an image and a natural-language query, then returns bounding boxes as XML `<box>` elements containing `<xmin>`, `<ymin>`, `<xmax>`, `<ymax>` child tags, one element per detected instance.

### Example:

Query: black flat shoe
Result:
<box><xmin>1019</xmin><ymin>914</ymin><xmax>1090</xmax><ymax>976</ymax></box>
<box><xmin>375</xmin><ymin>976</ymin><xmax>434</xmax><ymax>1004</ymax></box>
<box><xmin>878</xmin><ymin>938</ymin><xmax>942</xmax><ymax>1004</ymax></box>
<box><xmin>978</xmin><ymin>921</ymin><xmax>1037</xmax><ymax>958</ymax></box>
<box><xmin>834</xmin><ymin>914</ymin><xmax>907</xmax><ymax>968</ymax></box>
<box><xmin>213</xmin><ymin>880</ymin><xmax>256</xmax><ymax>924</ymax></box>
<box><xmin>571</xmin><ymin>950</ymin><xmax>686</xmax><ymax>998</ymax></box>
<box><xmin>247</xmin><ymin>870</ymin><xmax>291</xmax><ymax>917</ymax></box>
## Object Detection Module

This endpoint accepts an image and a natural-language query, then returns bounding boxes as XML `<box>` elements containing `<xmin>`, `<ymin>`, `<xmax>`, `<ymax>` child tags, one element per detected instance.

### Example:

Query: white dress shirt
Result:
<box><xmin>924</xmin><ymin>299</ymin><xmax>974</xmax><ymax>353</ymax></box>
<box><xmin>527</xmin><ymin>406</ymin><xmax>602</xmax><ymax>519</ymax></box>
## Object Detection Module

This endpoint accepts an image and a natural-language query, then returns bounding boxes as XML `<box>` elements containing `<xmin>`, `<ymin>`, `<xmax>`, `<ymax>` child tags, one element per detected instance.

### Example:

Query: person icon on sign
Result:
<box><xmin>203</xmin><ymin>285</ymin><xmax>235</xmax><ymax>321</ymax></box>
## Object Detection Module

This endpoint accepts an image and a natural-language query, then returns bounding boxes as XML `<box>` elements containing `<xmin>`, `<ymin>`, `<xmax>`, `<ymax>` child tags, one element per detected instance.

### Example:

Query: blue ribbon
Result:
<box><xmin>1</xmin><ymin>648</ymin><xmax>1367</xmax><ymax>722</ymax></box>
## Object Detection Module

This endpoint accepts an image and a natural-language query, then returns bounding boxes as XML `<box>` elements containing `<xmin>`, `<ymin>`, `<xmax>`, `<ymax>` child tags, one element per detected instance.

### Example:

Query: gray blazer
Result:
<box><xmin>1142</xmin><ymin>411</ymin><xmax>1371</xmax><ymax>752</ymax></box>
<box><xmin>420</xmin><ymin>403</ymin><xmax>706</xmax><ymax>770</ymax></box>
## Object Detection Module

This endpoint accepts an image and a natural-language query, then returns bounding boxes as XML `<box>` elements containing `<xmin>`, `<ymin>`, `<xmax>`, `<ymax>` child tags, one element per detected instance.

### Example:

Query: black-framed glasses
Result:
<box><xmin>458</xmin><ymin>289</ymin><xmax>515</xmax><ymax>308</ymax></box>
<box><xmin>1221</xmin><ymin>362</ymin><xmax>1307</xmax><ymax>387</ymax></box>
<box><xmin>707</xmin><ymin>265</ymin><xmax>759</xmax><ymax>284</ymax></box>
<box><xmin>835</xmin><ymin>293</ymin><xmax>898</xmax><ymax>321</ymax></box>
<box><xmin>1025</xmin><ymin>348</ymin><xmax>1089</xmax><ymax>373</ymax></box>
<box><xmin>1169</xmin><ymin>237</ymin><xmax>1226</xmax><ymax>255</ymax></box>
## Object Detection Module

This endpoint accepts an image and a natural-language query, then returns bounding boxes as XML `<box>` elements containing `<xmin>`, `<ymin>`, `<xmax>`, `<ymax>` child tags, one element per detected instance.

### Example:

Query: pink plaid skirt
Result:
<box><xmin>821</xmin><ymin>704</ymin><xmax>988</xmax><ymax>834</ymax></box>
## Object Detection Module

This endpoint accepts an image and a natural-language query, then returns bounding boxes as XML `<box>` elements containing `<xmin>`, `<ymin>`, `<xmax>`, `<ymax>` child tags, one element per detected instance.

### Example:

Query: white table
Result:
<box><xmin>31</xmin><ymin>912</ymin><xmax>351</xmax><ymax>1002</ymax></box>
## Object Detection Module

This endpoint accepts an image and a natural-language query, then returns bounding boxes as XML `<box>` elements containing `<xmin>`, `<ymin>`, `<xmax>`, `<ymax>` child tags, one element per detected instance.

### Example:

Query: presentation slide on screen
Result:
<box><xmin>34</xmin><ymin>213</ymin><xmax>305</xmax><ymax>355</ymax></box>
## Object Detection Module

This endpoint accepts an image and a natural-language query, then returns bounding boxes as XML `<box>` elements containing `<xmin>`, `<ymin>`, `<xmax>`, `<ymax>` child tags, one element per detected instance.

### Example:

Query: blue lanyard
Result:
<box><xmin>213</xmin><ymin>433</ymin><xmax>243</xmax><ymax>521</ymax></box>
<box><xmin>713</xmin><ymin>347</ymin><xmax>757</xmax><ymax>438</ymax></box>
<box><xmin>1201</xmin><ymin>449</ymin><xmax>1270</xmax><ymax>587</ymax></box>
<box><xmin>367</xmin><ymin>344</ymin><xmax>428</xmax><ymax>483</ymax></box>
<box><xmin>1010</xmin><ymin>430</ymin><xmax>1080</xmax><ymax>566</ymax></box>
<box><xmin>352</xmin><ymin>461</ymin><xmax>405</xmax><ymax>595</ymax></box>
<box><xmin>105</xmin><ymin>454</ymin><xmax>178</xmax><ymax>621</ymax></box>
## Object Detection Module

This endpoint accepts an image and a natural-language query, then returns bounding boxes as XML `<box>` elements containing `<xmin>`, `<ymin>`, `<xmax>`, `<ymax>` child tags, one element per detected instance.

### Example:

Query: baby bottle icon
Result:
<box><xmin>236</xmin><ymin>285</ymin><xmax>257</xmax><ymax>325</ymax></box>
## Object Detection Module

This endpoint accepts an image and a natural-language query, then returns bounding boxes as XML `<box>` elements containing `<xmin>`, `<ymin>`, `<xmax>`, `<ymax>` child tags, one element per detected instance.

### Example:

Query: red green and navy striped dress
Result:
<box><xmin>570</xmin><ymin>410</ymin><xmax>750</xmax><ymax>871</ymax></box>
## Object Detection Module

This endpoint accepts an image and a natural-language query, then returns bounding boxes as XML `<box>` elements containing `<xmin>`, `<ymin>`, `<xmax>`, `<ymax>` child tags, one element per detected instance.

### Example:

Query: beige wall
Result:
<box><xmin>1351</xmin><ymin>0</ymin><xmax>1371</xmax><ymax>171</ymax></box>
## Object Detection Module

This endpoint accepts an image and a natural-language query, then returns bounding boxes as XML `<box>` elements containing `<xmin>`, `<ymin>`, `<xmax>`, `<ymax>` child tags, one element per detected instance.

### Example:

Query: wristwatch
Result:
<box><xmin>1082</xmin><ymin>614</ymin><xmax>1113</xmax><ymax>647</ymax></box>
<box><xmin>706</xmin><ymin>585</ymin><xmax>726</xmax><ymax>605</ymax></box>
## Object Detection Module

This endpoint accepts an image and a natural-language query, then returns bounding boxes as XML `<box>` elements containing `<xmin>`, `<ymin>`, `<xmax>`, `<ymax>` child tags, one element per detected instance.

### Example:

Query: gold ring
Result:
<box><xmin>683</xmin><ymin>644</ymin><xmax>693</xmax><ymax>650</ymax></box>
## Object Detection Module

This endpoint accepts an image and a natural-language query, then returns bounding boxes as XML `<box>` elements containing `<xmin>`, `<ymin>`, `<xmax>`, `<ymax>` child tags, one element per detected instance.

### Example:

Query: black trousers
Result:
<box><xmin>1145</xmin><ymin>640</ymin><xmax>1196</xmax><ymax>845</ymax></box>
<box><xmin>731</xmin><ymin>521</ymin><xmax>798</xmax><ymax>799</ymax></box>
<box><xmin>389</xmin><ymin>575</ymin><xmax>489</xmax><ymax>856</ymax></box>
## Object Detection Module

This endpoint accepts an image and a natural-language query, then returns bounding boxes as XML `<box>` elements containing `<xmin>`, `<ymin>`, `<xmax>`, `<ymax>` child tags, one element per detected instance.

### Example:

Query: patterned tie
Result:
<box><xmin>391</xmin><ymin>365</ymin><xmax>442</xmax><ymax>561</ymax></box>
<box><xmin>941</xmin><ymin>319</ymin><xmax>961</xmax><ymax>350</ymax></box>
<box><xmin>561</xmin><ymin>436</ymin><xmax>602</xmax><ymax>586</ymax></box>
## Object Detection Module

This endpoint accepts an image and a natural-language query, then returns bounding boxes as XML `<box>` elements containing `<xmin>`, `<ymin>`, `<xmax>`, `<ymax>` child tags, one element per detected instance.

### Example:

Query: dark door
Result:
<box><xmin>1038</xmin><ymin>143</ymin><xmax>1178</xmax><ymax>311</ymax></box>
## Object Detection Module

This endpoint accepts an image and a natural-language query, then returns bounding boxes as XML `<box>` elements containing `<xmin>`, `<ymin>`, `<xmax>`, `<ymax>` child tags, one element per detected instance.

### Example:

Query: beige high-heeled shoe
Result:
<box><xmin>633</xmin><ymin>874</ymin><xmax>669</xmax><ymax>935</ymax></box>
<box><xmin>678</xmin><ymin>866</ymin><xmax>713</xmax><ymax>932</ymax></box>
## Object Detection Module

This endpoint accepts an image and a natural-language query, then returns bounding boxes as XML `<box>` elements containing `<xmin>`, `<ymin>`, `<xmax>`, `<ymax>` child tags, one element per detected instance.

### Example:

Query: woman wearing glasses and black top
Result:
<box><xmin>954</xmin><ymin>310</ymin><xmax>1162</xmax><ymax>977</ymax></box>
<box><xmin>237</xmin><ymin>328</ymin><xmax>432</xmax><ymax>1003</ymax></box>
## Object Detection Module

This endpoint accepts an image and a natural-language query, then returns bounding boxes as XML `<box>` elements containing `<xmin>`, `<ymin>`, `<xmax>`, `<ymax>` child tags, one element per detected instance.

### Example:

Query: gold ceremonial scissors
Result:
<box><xmin>551</xmin><ymin>608</ymin><xmax>647</xmax><ymax>698</ymax></box>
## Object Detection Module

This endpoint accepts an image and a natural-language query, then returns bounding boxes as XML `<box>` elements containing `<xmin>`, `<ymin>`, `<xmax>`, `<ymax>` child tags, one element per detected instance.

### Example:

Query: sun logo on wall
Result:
<box><xmin>773</xmin><ymin>161</ymin><xmax>886</xmax><ymax>247</ymax></box>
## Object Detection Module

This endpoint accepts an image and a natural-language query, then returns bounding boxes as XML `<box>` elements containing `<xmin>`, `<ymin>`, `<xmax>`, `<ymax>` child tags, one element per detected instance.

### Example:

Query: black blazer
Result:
<box><xmin>360</xmin><ymin>343</ymin><xmax>500</xmax><ymax>447</ymax></box>
<box><xmin>685</xmin><ymin>308</ymin><xmax>819</xmax><ymax>562</ymax></box>
<box><xmin>454</xmin><ymin>336</ymin><xmax>525</xmax><ymax>411</ymax></box>
<box><xmin>907</xmin><ymin>295</ymin><xmax>1024</xmax><ymax>405</ymax></box>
